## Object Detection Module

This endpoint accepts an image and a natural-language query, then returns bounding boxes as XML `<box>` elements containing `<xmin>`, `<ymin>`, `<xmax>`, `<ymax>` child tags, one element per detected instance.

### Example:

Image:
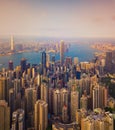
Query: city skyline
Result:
<box><xmin>0</xmin><ymin>0</ymin><xmax>115</xmax><ymax>38</ymax></box>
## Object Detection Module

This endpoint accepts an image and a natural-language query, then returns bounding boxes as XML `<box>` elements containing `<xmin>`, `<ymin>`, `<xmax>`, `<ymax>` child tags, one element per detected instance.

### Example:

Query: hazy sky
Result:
<box><xmin>0</xmin><ymin>0</ymin><xmax>115</xmax><ymax>38</ymax></box>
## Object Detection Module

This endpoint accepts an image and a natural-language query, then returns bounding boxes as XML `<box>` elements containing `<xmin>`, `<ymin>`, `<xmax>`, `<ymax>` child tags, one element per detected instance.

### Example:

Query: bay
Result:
<box><xmin>0</xmin><ymin>43</ymin><xmax>99</xmax><ymax>69</ymax></box>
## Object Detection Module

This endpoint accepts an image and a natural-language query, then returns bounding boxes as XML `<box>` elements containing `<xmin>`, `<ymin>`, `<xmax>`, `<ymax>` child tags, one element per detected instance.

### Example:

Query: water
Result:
<box><xmin>0</xmin><ymin>43</ymin><xmax>99</xmax><ymax>69</ymax></box>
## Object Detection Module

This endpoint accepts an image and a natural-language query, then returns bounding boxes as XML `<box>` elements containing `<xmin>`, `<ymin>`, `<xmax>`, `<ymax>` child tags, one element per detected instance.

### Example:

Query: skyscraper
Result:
<box><xmin>60</xmin><ymin>40</ymin><xmax>65</xmax><ymax>65</ymax></box>
<box><xmin>71</xmin><ymin>91</ymin><xmax>79</xmax><ymax>121</ymax></box>
<box><xmin>41</xmin><ymin>51</ymin><xmax>47</xmax><ymax>74</ymax></box>
<box><xmin>11</xmin><ymin>109</ymin><xmax>25</xmax><ymax>130</ymax></box>
<box><xmin>46</xmin><ymin>53</ymin><xmax>50</xmax><ymax>68</ymax></box>
<box><xmin>0</xmin><ymin>100</ymin><xmax>10</xmax><ymax>130</ymax></box>
<box><xmin>34</xmin><ymin>100</ymin><xmax>48</xmax><ymax>130</ymax></box>
<box><xmin>62</xmin><ymin>105</ymin><xmax>68</xmax><ymax>123</ymax></box>
<box><xmin>105</xmin><ymin>51</ymin><xmax>112</xmax><ymax>72</ymax></box>
<box><xmin>25</xmin><ymin>88</ymin><xmax>37</xmax><ymax>113</ymax></box>
<box><xmin>41</xmin><ymin>51</ymin><xmax>46</xmax><ymax>68</ymax></box>
<box><xmin>20</xmin><ymin>58</ymin><xmax>27</xmax><ymax>73</ymax></box>
<box><xmin>40</xmin><ymin>82</ymin><xmax>48</xmax><ymax>103</ymax></box>
<box><xmin>11</xmin><ymin>35</ymin><xmax>15</xmax><ymax>52</ymax></box>
<box><xmin>93</xmin><ymin>85</ymin><xmax>100</xmax><ymax>110</ymax></box>
<box><xmin>60</xmin><ymin>88</ymin><xmax>69</xmax><ymax>112</ymax></box>
<box><xmin>53</xmin><ymin>89</ymin><xmax>61</xmax><ymax>116</ymax></box>
<box><xmin>9</xmin><ymin>60</ymin><xmax>14</xmax><ymax>70</ymax></box>
<box><xmin>0</xmin><ymin>77</ymin><xmax>7</xmax><ymax>100</ymax></box>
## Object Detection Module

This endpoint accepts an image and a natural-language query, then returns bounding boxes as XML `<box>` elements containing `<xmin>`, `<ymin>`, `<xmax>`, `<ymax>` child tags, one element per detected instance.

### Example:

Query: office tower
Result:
<box><xmin>105</xmin><ymin>51</ymin><xmax>112</xmax><ymax>72</ymax></box>
<box><xmin>34</xmin><ymin>100</ymin><xmax>48</xmax><ymax>130</ymax></box>
<box><xmin>40</xmin><ymin>82</ymin><xmax>48</xmax><ymax>103</ymax></box>
<box><xmin>11</xmin><ymin>109</ymin><xmax>25</xmax><ymax>130</ymax></box>
<box><xmin>11</xmin><ymin>35</ymin><xmax>15</xmax><ymax>52</ymax></box>
<box><xmin>21</xmin><ymin>58</ymin><xmax>27</xmax><ymax>73</ymax></box>
<box><xmin>71</xmin><ymin>91</ymin><xmax>79</xmax><ymax>121</ymax></box>
<box><xmin>32</xmin><ymin>67</ymin><xmax>35</xmax><ymax>78</ymax></box>
<box><xmin>46</xmin><ymin>53</ymin><xmax>50</xmax><ymax>68</ymax></box>
<box><xmin>80</xmin><ymin>94</ymin><xmax>88</xmax><ymax>110</ymax></box>
<box><xmin>0</xmin><ymin>100</ymin><xmax>10</xmax><ymax>130</ymax></box>
<box><xmin>53</xmin><ymin>89</ymin><xmax>61</xmax><ymax>116</ymax></box>
<box><xmin>60</xmin><ymin>40</ymin><xmax>65</xmax><ymax>65</ymax></box>
<box><xmin>41</xmin><ymin>51</ymin><xmax>46</xmax><ymax>72</ymax></box>
<box><xmin>36</xmin><ymin>74</ymin><xmax>41</xmax><ymax>86</ymax></box>
<box><xmin>9</xmin><ymin>60</ymin><xmax>14</xmax><ymax>70</ymax></box>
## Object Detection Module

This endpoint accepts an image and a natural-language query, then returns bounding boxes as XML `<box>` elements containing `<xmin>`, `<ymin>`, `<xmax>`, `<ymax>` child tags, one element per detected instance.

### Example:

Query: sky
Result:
<box><xmin>0</xmin><ymin>0</ymin><xmax>115</xmax><ymax>38</ymax></box>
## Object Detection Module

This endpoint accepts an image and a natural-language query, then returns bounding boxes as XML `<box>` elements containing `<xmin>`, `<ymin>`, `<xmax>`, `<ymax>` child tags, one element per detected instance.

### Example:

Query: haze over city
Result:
<box><xmin>0</xmin><ymin>0</ymin><xmax>115</xmax><ymax>38</ymax></box>
<box><xmin>1</xmin><ymin>1</ymin><xmax>115</xmax><ymax>130</ymax></box>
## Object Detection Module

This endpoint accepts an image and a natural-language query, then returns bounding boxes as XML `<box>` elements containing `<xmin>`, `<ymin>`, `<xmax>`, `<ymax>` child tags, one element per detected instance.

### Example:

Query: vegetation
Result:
<box><xmin>46</xmin><ymin>125</ymin><xmax>52</xmax><ymax>130</ymax></box>
<box><xmin>104</xmin><ymin>107</ymin><xmax>115</xmax><ymax>113</ymax></box>
<box><xmin>101</xmin><ymin>76</ymin><xmax>115</xmax><ymax>98</ymax></box>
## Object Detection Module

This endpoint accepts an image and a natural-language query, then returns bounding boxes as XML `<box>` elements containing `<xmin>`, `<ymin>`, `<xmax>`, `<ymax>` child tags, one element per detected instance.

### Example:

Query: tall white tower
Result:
<box><xmin>11</xmin><ymin>35</ymin><xmax>14</xmax><ymax>51</ymax></box>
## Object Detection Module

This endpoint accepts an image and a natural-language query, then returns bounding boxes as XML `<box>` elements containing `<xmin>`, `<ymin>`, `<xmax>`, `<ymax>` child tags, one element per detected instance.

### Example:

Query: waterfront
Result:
<box><xmin>0</xmin><ymin>43</ymin><xmax>99</xmax><ymax>69</ymax></box>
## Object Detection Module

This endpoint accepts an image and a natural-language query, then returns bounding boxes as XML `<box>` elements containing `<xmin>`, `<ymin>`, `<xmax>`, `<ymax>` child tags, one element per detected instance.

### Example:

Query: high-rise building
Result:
<box><xmin>53</xmin><ymin>89</ymin><xmax>61</xmax><ymax>116</ymax></box>
<box><xmin>11</xmin><ymin>35</ymin><xmax>15</xmax><ymax>52</ymax></box>
<box><xmin>81</xmin><ymin>117</ymin><xmax>94</xmax><ymax>130</ymax></box>
<box><xmin>48</xmin><ymin>87</ymin><xmax>53</xmax><ymax>114</ymax></box>
<box><xmin>60</xmin><ymin>40</ymin><xmax>65</xmax><ymax>65</ymax></box>
<box><xmin>62</xmin><ymin>105</ymin><xmax>68</xmax><ymax>123</ymax></box>
<box><xmin>9</xmin><ymin>88</ymin><xmax>15</xmax><ymax>120</ymax></box>
<box><xmin>105</xmin><ymin>51</ymin><xmax>112</xmax><ymax>72</ymax></box>
<box><xmin>9</xmin><ymin>60</ymin><xmax>14</xmax><ymax>70</ymax></box>
<box><xmin>74</xmin><ymin>57</ymin><xmax>79</xmax><ymax>65</ymax></box>
<box><xmin>46</xmin><ymin>53</ymin><xmax>50</xmax><ymax>68</ymax></box>
<box><xmin>34</xmin><ymin>100</ymin><xmax>48</xmax><ymax>130</ymax></box>
<box><xmin>93</xmin><ymin>85</ymin><xmax>100</xmax><ymax>110</ymax></box>
<box><xmin>71</xmin><ymin>91</ymin><xmax>79</xmax><ymax>121</ymax></box>
<box><xmin>0</xmin><ymin>100</ymin><xmax>10</xmax><ymax>130</ymax></box>
<box><xmin>20</xmin><ymin>58</ymin><xmax>27</xmax><ymax>73</ymax></box>
<box><xmin>25</xmin><ymin>88</ymin><xmax>37</xmax><ymax>113</ymax></box>
<box><xmin>0</xmin><ymin>77</ymin><xmax>8</xmax><ymax>100</ymax></box>
<box><xmin>65</xmin><ymin>57</ymin><xmax>72</xmax><ymax>66</ymax></box>
<box><xmin>80</xmin><ymin>94</ymin><xmax>88</xmax><ymax>110</ymax></box>
<box><xmin>41</xmin><ymin>51</ymin><xmax>46</xmax><ymax>68</ymax></box>
<box><xmin>60</xmin><ymin>88</ymin><xmax>69</xmax><ymax>111</ymax></box>
<box><xmin>40</xmin><ymin>82</ymin><xmax>48</xmax><ymax>103</ymax></box>
<box><xmin>11</xmin><ymin>109</ymin><xmax>25</xmax><ymax>130</ymax></box>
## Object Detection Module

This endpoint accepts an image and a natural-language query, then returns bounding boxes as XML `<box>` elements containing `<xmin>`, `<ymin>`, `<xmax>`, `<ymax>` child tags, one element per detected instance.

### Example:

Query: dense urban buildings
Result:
<box><xmin>0</xmin><ymin>39</ymin><xmax>115</xmax><ymax>130</ymax></box>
